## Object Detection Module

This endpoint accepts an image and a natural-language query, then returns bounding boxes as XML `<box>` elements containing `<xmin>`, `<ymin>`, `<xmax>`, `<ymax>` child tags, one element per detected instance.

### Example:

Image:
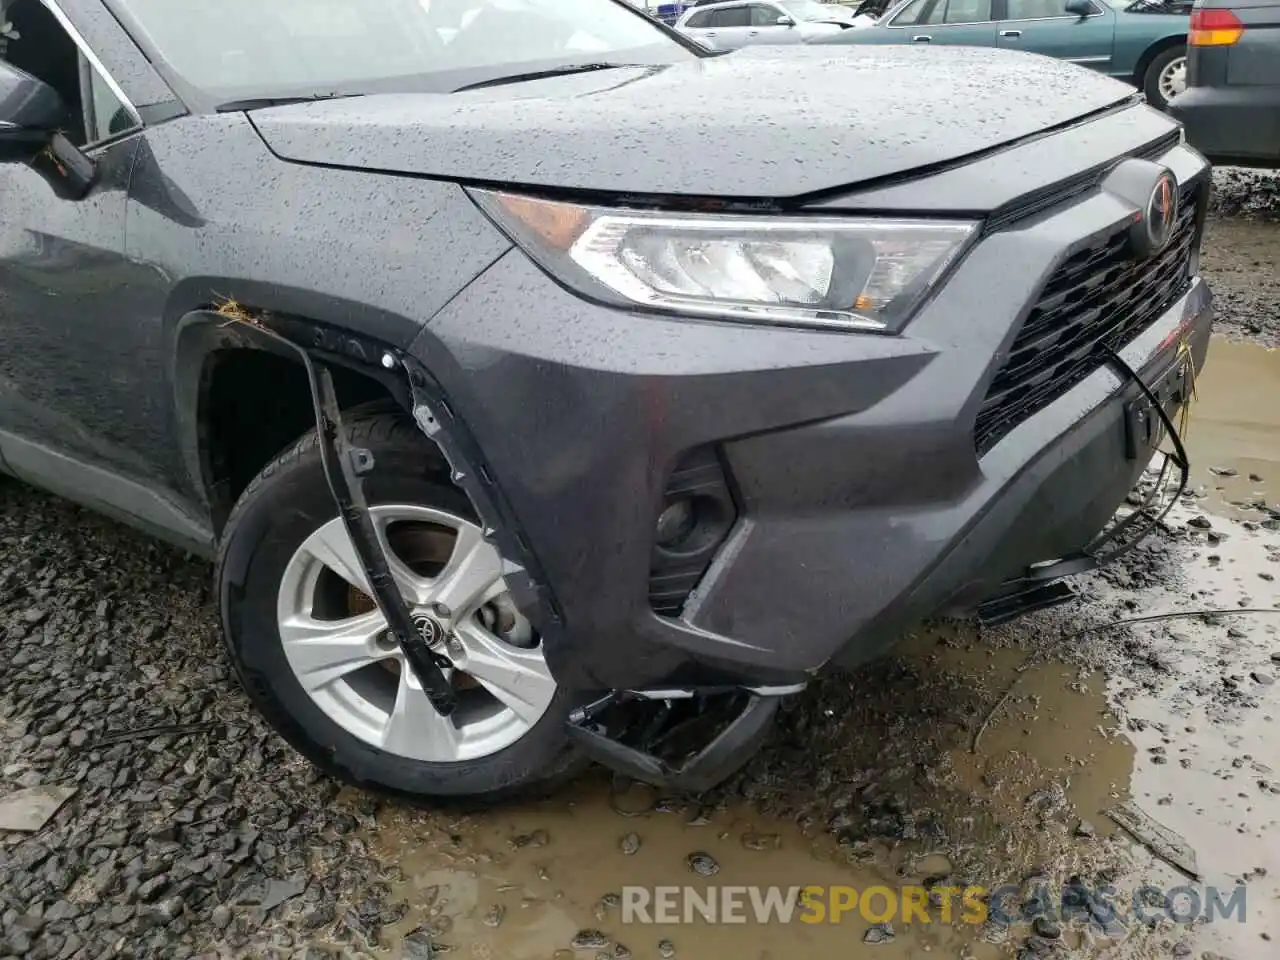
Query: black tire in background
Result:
<box><xmin>215</xmin><ymin>410</ymin><xmax>584</xmax><ymax>802</ymax></box>
<box><xmin>1142</xmin><ymin>45</ymin><xmax>1187</xmax><ymax>112</ymax></box>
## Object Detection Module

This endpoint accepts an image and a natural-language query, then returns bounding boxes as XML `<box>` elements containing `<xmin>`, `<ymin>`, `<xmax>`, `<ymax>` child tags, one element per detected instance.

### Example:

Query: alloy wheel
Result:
<box><xmin>275</xmin><ymin>504</ymin><xmax>557</xmax><ymax>762</ymax></box>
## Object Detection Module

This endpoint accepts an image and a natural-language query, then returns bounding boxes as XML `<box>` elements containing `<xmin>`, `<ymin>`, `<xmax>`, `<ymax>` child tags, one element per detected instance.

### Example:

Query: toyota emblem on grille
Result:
<box><xmin>1141</xmin><ymin>172</ymin><xmax>1177</xmax><ymax>255</ymax></box>
<box><xmin>1101</xmin><ymin>160</ymin><xmax>1181</xmax><ymax>260</ymax></box>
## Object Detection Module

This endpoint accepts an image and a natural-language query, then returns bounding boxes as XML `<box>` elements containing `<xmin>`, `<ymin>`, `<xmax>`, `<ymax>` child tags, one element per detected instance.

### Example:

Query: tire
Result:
<box><xmin>215</xmin><ymin>408</ymin><xmax>583</xmax><ymax>803</ymax></box>
<box><xmin>1142</xmin><ymin>45</ymin><xmax>1187</xmax><ymax>112</ymax></box>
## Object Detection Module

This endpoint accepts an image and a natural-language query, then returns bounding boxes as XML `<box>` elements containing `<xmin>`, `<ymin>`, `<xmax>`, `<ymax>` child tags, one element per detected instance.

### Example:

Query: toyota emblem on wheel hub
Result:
<box><xmin>412</xmin><ymin>614</ymin><xmax>443</xmax><ymax>646</ymax></box>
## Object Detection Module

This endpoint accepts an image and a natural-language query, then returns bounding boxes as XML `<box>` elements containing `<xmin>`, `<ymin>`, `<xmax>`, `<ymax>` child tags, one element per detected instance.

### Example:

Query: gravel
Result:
<box><xmin>0</xmin><ymin>485</ymin><xmax>398</xmax><ymax>959</ymax></box>
<box><xmin>1210</xmin><ymin>166</ymin><xmax>1280</xmax><ymax>222</ymax></box>
<box><xmin>1201</xmin><ymin>168</ymin><xmax>1280</xmax><ymax>347</ymax></box>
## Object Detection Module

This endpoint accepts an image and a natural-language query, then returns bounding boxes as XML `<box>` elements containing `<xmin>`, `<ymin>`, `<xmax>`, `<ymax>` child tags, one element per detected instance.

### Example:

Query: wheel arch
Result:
<box><xmin>172</xmin><ymin>306</ymin><xmax>421</xmax><ymax>539</ymax></box>
<box><xmin>1133</xmin><ymin>34</ymin><xmax>1187</xmax><ymax>90</ymax></box>
<box><xmin>173</xmin><ymin>296</ymin><xmax>571</xmax><ymax>683</ymax></box>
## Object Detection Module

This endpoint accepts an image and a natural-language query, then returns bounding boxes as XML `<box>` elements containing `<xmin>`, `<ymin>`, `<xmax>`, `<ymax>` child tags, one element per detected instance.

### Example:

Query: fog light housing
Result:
<box><xmin>649</xmin><ymin>449</ymin><xmax>738</xmax><ymax>618</ymax></box>
<box><xmin>655</xmin><ymin>499</ymin><xmax>697</xmax><ymax>548</ymax></box>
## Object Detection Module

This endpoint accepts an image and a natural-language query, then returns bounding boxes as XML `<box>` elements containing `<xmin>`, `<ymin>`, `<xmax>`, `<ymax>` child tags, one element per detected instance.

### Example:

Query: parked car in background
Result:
<box><xmin>1168</xmin><ymin>0</ymin><xmax>1280</xmax><ymax>166</ymax></box>
<box><xmin>675</xmin><ymin>0</ymin><xmax>870</xmax><ymax>48</ymax></box>
<box><xmin>820</xmin><ymin>0</ymin><xmax>1193</xmax><ymax>110</ymax></box>
<box><xmin>685</xmin><ymin>0</ymin><xmax>880</xmax><ymax>21</ymax></box>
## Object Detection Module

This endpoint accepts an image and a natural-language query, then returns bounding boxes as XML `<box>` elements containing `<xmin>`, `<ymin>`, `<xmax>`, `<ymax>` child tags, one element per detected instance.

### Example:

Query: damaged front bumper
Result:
<box><xmin>253</xmin><ymin>144</ymin><xmax>1215</xmax><ymax>793</ymax></box>
<box><xmin>236</xmin><ymin>319</ymin><xmax>803</xmax><ymax>793</ymax></box>
<box><xmin>249</xmin><ymin>280</ymin><xmax>1212</xmax><ymax>794</ymax></box>
<box><xmin>408</xmin><ymin>151</ymin><xmax>1213</xmax><ymax>686</ymax></box>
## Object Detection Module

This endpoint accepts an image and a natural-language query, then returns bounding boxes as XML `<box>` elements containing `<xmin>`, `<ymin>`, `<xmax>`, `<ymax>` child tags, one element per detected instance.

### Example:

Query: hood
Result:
<box><xmin>249</xmin><ymin>46</ymin><xmax>1138</xmax><ymax>201</ymax></box>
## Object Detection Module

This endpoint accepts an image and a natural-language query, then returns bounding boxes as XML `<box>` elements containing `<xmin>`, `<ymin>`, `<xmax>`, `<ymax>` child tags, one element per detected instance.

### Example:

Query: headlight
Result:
<box><xmin>471</xmin><ymin>190</ymin><xmax>977</xmax><ymax>333</ymax></box>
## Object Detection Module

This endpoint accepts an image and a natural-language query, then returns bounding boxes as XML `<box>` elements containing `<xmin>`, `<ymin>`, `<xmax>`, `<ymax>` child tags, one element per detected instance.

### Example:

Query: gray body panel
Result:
<box><xmin>0</xmin><ymin>0</ymin><xmax>1213</xmax><ymax>692</ymax></box>
<box><xmin>1222</xmin><ymin>0</ymin><xmax>1280</xmax><ymax>86</ymax></box>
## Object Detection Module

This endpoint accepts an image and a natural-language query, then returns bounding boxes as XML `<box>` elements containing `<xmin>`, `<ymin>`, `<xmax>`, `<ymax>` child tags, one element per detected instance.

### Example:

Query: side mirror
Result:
<box><xmin>0</xmin><ymin>60</ymin><xmax>68</xmax><ymax>161</ymax></box>
<box><xmin>777</xmin><ymin>13</ymin><xmax>796</xmax><ymax>24</ymax></box>
<box><xmin>1064</xmin><ymin>0</ymin><xmax>1093</xmax><ymax>17</ymax></box>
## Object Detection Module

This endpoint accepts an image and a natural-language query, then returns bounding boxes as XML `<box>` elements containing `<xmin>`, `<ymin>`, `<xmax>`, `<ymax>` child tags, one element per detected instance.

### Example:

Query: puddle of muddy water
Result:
<box><xmin>348</xmin><ymin>336</ymin><xmax>1280</xmax><ymax>960</ymax></box>
<box><xmin>1095</xmin><ymin>508</ymin><xmax>1280</xmax><ymax>960</ymax></box>
<box><xmin>356</xmin><ymin>650</ymin><xmax>1148</xmax><ymax>960</ymax></box>
<box><xmin>1101</xmin><ymin>336</ymin><xmax>1280</xmax><ymax>960</ymax></box>
<box><xmin>364</xmin><ymin>777</ymin><xmax>1008</xmax><ymax>960</ymax></box>
<box><xmin>1184</xmin><ymin>338</ymin><xmax>1280</xmax><ymax>519</ymax></box>
<box><xmin>1073</xmin><ymin>336</ymin><xmax>1280</xmax><ymax>959</ymax></box>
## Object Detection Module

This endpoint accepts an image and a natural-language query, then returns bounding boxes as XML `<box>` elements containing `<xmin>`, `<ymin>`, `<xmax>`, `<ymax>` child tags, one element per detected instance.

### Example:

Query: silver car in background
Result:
<box><xmin>674</xmin><ymin>0</ymin><xmax>872</xmax><ymax>49</ymax></box>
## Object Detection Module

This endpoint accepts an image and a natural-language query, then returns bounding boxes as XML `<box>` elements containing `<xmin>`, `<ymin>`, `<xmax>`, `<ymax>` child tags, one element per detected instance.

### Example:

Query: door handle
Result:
<box><xmin>1000</xmin><ymin>29</ymin><xmax>1022</xmax><ymax>37</ymax></box>
<box><xmin>912</xmin><ymin>34</ymin><xmax>932</xmax><ymax>41</ymax></box>
<box><xmin>748</xmin><ymin>29</ymin><xmax>759</xmax><ymax>34</ymax></box>
<box><xmin>705</xmin><ymin>30</ymin><xmax>717</xmax><ymax>35</ymax></box>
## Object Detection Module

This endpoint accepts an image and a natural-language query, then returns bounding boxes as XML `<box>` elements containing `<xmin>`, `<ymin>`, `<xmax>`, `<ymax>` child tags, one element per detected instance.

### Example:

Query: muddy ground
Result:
<box><xmin>0</xmin><ymin>167</ymin><xmax>1278</xmax><ymax>960</ymax></box>
<box><xmin>1203</xmin><ymin>168</ymin><xmax>1280</xmax><ymax>349</ymax></box>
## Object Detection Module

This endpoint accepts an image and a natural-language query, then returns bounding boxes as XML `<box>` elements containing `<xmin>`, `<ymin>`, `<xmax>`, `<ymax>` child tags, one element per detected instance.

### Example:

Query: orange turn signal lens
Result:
<box><xmin>494</xmin><ymin>193</ymin><xmax>589</xmax><ymax>250</ymax></box>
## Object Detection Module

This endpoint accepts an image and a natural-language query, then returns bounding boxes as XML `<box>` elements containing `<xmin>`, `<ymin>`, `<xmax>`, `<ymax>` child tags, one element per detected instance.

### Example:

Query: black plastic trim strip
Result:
<box><xmin>309</xmin><ymin>362</ymin><xmax>458</xmax><ymax>714</ymax></box>
<box><xmin>399</xmin><ymin>356</ymin><xmax>569</xmax><ymax>650</ymax></box>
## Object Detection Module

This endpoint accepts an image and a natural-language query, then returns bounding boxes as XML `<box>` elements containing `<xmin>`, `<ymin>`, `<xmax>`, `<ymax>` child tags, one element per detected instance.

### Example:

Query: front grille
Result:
<box><xmin>973</xmin><ymin>182</ymin><xmax>1201</xmax><ymax>456</ymax></box>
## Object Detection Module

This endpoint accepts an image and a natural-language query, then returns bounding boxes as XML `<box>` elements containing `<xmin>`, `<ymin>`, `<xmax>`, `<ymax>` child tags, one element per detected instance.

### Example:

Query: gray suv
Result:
<box><xmin>1170</xmin><ymin>0</ymin><xmax>1280</xmax><ymax>165</ymax></box>
<box><xmin>0</xmin><ymin>0</ymin><xmax>1211</xmax><ymax>802</ymax></box>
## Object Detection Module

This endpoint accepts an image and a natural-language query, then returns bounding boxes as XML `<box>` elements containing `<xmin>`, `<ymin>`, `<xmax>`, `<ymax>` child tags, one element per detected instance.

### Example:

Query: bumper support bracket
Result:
<box><xmin>565</xmin><ymin>690</ymin><xmax>783</xmax><ymax>793</ymax></box>
<box><xmin>308</xmin><ymin>362</ymin><xmax>458</xmax><ymax>715</ymax></box>
<box><xmin>232</xmin><ymin>319</ymin><xmax>458</xmax><ymax>716</ymax></box>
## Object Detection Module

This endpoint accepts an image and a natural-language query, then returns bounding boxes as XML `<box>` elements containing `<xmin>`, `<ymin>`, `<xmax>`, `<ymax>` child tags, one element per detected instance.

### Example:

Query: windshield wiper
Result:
<box><xmin>453</xmin><ymin>63</ymin><xmax>635</xmax><ymax>93</ymax></box>
<box><xmin>215</xmin><ymin>93</ymin><xmax>364</xmax><ymax>113</ymax></box>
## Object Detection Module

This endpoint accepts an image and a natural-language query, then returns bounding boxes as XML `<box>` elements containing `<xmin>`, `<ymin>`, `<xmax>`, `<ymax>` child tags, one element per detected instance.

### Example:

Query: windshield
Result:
<box><xmin>779</xmin><ymin>0</ymin><xmax>845</xmax><ymax>18</ymax></box>
<box><xmin>113</xmin><ymin>0</ymin><xmax>694</xmax><ymax>100</ymax></box>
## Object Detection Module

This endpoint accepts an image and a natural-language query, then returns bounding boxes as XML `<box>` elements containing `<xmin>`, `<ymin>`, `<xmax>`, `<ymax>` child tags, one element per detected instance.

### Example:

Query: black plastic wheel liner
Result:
<box><xmin>213</xmin><ymin>312</ymin><xmax>570</xmax><ymax>683</ymax></box>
